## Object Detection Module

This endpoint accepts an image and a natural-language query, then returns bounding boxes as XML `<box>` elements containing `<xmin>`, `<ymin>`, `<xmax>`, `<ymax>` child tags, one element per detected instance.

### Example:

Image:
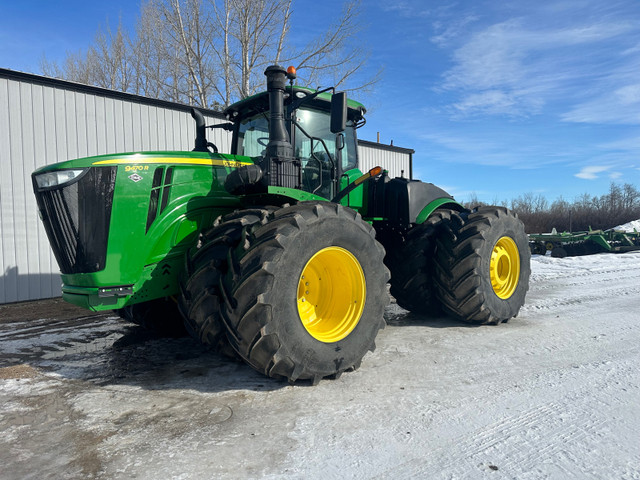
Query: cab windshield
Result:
<box><xmin>236</xmin><ymin>107</ymin><xmax>358</xmax><ymax>198</ymax></box>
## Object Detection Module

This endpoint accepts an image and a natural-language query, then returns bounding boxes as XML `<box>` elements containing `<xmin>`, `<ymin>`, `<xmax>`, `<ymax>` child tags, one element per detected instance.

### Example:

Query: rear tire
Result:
<box><xmin>220</xmin><ymin>202</ymin><xmax>389</xmax><ymax>384</ymax></box>
<box><xmin>434</xmin><ymin>206</ymin><xmax>531</xmax><ymax>325</ymax></box>
<box><xmin>377</xmin><ymin>209</ymin><xmax>455</xmax><ymax>314</ymax></box>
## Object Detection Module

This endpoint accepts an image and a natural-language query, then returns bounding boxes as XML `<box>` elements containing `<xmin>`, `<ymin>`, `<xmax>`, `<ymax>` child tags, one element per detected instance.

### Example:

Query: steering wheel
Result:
<box><xmin>257</xmin><ymin>137</ymin><xmax>269</xmax><ymax>147</ymax></box>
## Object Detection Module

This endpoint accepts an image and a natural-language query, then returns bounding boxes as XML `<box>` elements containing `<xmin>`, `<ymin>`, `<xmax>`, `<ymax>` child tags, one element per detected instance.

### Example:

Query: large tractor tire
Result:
<box><xmin>377</xmin><ymin>209</ymin><xmax>456</xmax><ymax>314</ymax></box>
<box><xmin>219</xmin><ymin>202</ymin><xmax>389</xmax><ymax>384</ymax></box>
<box><xmin>434</xmin><ymin>206</ymin><xmax>530</xmax><ymax>325</ymax></box>
<box><xmin>116</xmin><ymin>298</ymin><xmax>186</xmax><ymax>337</ymax></box>
<box><xmin>178</xmin><ymin>208</ymin><xmax>274</xmax><ymax>355</ymax></box>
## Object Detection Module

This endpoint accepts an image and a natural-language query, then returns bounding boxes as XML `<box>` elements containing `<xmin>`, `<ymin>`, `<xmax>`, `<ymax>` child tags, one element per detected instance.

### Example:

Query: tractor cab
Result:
<box><xmin>220</xmin><ymin>66</ymin><xmax>366</xmax><ymax>201</ymax></box>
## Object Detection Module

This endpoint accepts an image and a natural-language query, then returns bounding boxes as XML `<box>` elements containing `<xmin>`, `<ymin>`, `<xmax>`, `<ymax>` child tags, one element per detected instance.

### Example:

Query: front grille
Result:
<box><xmin>33</xmin><ymin>167</ymin><xmax>117</xmax><ymax>274</ymax></box>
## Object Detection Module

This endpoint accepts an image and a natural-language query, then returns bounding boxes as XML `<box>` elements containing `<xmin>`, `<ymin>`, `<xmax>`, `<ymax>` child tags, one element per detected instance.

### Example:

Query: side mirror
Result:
<box><xmin>330</xmin><ymin>91</ymin><xmax>347</xmax><ymax>133</ymax></box>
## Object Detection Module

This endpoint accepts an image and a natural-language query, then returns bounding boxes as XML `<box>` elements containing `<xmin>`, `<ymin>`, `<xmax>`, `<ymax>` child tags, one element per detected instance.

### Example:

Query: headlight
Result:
<box><xmin>34</xmin><ymin>169</ymin><xmax>87</xmax><ymax>189</ymax></box>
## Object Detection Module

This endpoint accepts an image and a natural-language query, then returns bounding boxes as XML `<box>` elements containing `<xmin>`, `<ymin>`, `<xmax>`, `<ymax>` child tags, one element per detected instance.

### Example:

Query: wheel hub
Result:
<box><xmin>297</xmin><ymin>247</ymin><xmax>365</xmax><ymax>343</ymax></box>
<box><xmin>490</xmin><ymin>236</ymin><xmax>520</xmax><ymax>299</ymax></box>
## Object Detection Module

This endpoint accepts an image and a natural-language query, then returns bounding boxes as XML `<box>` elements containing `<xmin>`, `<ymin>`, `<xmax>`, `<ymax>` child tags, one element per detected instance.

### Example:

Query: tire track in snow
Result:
<box><xmin>531</xmin><ymin>268</ymin><xmax>640</xmax><ymax>291</ymax></box>
<box><xmin>373</xmin><ymin>351</ymin><xmax>640</xmax><ymax>479</ymax></box>
<box><xmin>530</xmin><ymin>253</ymin><xmax>640</xmax><ymax>283</ymax></box>
<box><xmin>522</xmin><ymin>282</ymin><xmax>640</xmax><ymax>313</ymax></box>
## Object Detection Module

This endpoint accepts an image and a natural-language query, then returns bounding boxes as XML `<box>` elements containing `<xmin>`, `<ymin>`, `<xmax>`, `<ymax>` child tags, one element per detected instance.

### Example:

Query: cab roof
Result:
<box><xmin>224</xmin><ymin>86</ymin><xmax>366</xmax><ymax>123</ymax></box>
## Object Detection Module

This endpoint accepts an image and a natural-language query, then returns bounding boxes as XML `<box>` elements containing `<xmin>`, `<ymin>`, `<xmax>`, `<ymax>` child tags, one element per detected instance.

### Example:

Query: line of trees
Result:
<box><xmin>467</xmin><ymin>183</ymin><xmax>640</xmax><ymax>233</ymax></box>
<box><xmin>41</xmin><ymin>0</ymin><xmax>380</xmax><ymax>109</ymax></box>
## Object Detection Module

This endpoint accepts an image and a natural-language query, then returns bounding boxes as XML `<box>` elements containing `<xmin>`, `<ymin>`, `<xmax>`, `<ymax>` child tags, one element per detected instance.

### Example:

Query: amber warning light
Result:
<box><xmin>354</xmin><ymin>166</ymin><xmax>383</xmax><ymax>187</ymax></box>
<box><xmin>331</xmin><ymin>166</ymin><xmax>384</xmax><ymax>203</ymax></box>
<box><xmin>286</xmin><ymin>66</ymin><xmax>297</xmax><ymax>79</ymax></box>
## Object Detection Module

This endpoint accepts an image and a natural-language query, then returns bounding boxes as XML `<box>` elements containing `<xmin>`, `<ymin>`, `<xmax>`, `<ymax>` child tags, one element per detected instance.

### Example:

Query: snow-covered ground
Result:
<box><xmin>614</xmin><ymin>219</ymin><xmax>640</xmax><ymax>232</ymax></box>
<box><xmin>1</xmin><ymin>252</ymin><xmax>640</xmax><ymax>479</ymax></box>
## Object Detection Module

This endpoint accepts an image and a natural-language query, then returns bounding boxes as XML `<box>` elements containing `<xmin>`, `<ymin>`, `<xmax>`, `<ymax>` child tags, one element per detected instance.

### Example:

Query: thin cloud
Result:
<box><xmin>562</xmin><ymin>83</ymin><xmax>640</xmax><ymax>125</ymax></box>
<box><xmin>599</xmin><ymin>135</ymin><xmax>640</xmax><ymax>152</ymax></box>
<box><xmin>416</xmin><ymin>124</ymin><xmax>595</xmax><ymax>170</ymax></box>
<box><xmin>575</xmin><ymin>165</ymin><xmax>610</xmax><ymax>179</ymax></box>
<box><xmin>431</xmin><ymin>14</ymin><xmax>480</xmax><ymax>47</ymax></box>
<box><xmin>436</xmin><ymin>8</ymin><xmax>639</xmax><ymax>120</ymax></box>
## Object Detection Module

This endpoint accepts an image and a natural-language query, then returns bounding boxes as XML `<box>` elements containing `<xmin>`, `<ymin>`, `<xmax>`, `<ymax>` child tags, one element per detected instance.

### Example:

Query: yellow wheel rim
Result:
<box><xmin>490</xmin><ymin>236</ymin><xmax>520</xmax><ymax>299</ymax></box>
<box><xmin>297</xmin><ymin>247</ymin><xmax>366</xmax><ymax>343</ymax></box>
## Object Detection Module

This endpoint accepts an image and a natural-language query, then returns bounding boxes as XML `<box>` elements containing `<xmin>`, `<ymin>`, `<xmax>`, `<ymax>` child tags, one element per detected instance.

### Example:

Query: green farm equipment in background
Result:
<box><xmin>529</xmin><ymin>228</ymin><xmax>640</xmax><ymax>257</ymax></box>
<box><xmin>32</xmin><ymin>65</ymin><xmax>531</xmax><ymax>384</ymax></box>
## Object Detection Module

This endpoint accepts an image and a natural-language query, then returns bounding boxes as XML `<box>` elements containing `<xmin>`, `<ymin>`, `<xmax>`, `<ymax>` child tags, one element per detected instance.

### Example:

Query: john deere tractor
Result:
<box><xmin>32</xmin><ymin>65</ymin><xmax>530</xmax><ymax>384</ymax></box>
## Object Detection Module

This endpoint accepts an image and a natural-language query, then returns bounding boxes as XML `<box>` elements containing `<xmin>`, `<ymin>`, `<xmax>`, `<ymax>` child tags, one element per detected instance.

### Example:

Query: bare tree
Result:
<box><xmin>229</xmin><ymin>0</ymin><xmax>293</xmax><ymax>99</ymax></box>
<box><xmin>41</xmin><ymin>51</ymin><xmax>91</xmax><ymax>85</ymax></box>
<box><xmin>157</xmin><ymin>0</ymin><xmax>217</xmax><ymax>106</ymax></box>
<box><xmin>41</xmin><ymin>20</ymin><xmax>132</xmax><ymax>91</ymax></box>
<box><xmin>508</xmin><ymin>183</ymin><xmax>640</xmax><ymax>233</ymax></box>
<box><xmin>131</xmin><ymin>1</ymin><xmax>168</xmax><ymax>98</ymax></box>
<box><xmin>287</xmin><ymin>0</ymin><xmax>382</xmax><ymax>93</ymax></box>
<box><xmin>87</xmin><ymin>20</ymin><xmax>132</xmax><ymax>91</ymax></box>
<box><xmin>40</xmin><ymin>0</ymin><xmax>380</xmax><ymax>109</ymax></box>
<box><xmin>210</xmin><ymin>0</ymin><xmax>233</xmax><ymax>107</ymax></box>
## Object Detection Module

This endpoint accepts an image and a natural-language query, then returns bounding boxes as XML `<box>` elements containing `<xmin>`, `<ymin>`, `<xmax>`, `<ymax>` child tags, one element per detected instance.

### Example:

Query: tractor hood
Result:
<box><xmin>32</xmin><ymin>151</ymin><xmax>253</xmax><ymax>176</ymax></box>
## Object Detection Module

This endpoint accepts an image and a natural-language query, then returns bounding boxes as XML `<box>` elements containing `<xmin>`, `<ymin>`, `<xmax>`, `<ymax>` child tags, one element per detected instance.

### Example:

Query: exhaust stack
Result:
<box><xmin>264</xmin><ymin>65</ymin><xmax>294</xmax><ymax>161</ymax></box>
<box><xmin>191</xmin><ymin>108</ymin><xmax>208</xmax><ymax>152</ymax></box>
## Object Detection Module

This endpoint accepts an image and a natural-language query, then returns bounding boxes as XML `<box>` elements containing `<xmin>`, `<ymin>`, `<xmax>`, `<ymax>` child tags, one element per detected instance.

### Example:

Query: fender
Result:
<box><xmin>415</xmin><ymin>197</ymin><xmax>465</xmax><ymax>224</ymax></box>
<box><xmin>367</xmin><ymin>177</ymin><xmax>463</xmax><ymax>225</ymax></box>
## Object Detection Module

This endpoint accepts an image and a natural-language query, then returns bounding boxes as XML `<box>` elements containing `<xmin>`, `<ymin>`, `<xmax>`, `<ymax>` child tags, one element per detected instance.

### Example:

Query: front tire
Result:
<box><xmin>220</xmin><ymin>202</ymin><xmax>389</xmax><ymax>384</ymax></box>
<box><xmin>178</xmin><ymin>208</ymin><xmax>273</xmax><ymax>354</ymax></box>
<box><xmin>116</xmin><ymin>298</ymin><xmax>186</xmax><ymax>337</ymax></box>
<box><xmin>434</xmin><ymin>206</ymin><xmax>531</xmax><ymax>324</ymax></box>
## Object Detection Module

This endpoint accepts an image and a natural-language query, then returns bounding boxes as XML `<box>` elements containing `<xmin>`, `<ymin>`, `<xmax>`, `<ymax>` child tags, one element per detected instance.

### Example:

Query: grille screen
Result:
<box><xmin>268</xmin><ymin>158</ymin><xmax>301</xmax><ymax>189</ymax></box>
<box><xmin>33</xmin><ymin>167</ymin><xmax>117</xmax><ymax>274</ymax></box>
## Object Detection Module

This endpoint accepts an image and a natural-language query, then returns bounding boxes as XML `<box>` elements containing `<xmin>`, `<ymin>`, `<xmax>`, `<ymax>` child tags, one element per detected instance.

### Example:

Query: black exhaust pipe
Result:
<box><xmin>191</xmin><ymin>108</ymin><xmax>208</xmax><ymax>152</ymax></box>
<box><xmin>264</xmin><ymin>65</ymin><xmax>294</xmax><ymax>161</ymax></box>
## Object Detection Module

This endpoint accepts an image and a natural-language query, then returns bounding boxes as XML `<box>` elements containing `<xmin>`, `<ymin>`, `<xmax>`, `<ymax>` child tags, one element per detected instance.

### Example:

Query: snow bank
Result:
<box><xmin>613</xmin><ymin>218</ymin><xmax>640</xmax><ymax>232</ymax></box>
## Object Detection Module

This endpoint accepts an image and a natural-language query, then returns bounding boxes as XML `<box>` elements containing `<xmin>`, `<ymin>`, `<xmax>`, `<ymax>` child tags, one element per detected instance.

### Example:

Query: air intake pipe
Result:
<box><xmin>264</xmin><ymin>65</ymin><xmax>294</xmax><ymax>161</ymax></box>
<box><xmin>191</xmin><ymin>108</ymin><xmax>208</xmax><ymax>152</ymax></box>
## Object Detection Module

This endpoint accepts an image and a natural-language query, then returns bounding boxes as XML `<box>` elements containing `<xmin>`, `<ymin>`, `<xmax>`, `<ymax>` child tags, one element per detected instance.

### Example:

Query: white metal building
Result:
<box><xmin>0</xmin><ymin>68</ymin><xmax>413</xmax><ymax>304</ymax></box>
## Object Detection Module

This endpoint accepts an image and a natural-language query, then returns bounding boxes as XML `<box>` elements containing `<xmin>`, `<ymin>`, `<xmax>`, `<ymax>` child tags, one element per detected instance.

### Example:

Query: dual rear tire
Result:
<box><xmin>433</xmin><ymin>207</ymin><xmax>531</xmax><ymax>324</ymax></box>
<box><xmin>377</xmin><ymin>209</ymin><xmax>455</xmax><ymax>315</ymax></box>
<box><xmin>382</xmin><ymin>206</ymin><xmax>530</xmax><ymax>325</ymax></box>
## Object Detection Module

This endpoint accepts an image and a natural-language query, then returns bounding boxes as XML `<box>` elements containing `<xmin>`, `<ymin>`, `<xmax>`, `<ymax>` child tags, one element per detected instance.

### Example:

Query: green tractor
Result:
<box><xmin>32</xmin><ymin>65</ymin><xmax>531</xmax><ymax>384</ymax></box>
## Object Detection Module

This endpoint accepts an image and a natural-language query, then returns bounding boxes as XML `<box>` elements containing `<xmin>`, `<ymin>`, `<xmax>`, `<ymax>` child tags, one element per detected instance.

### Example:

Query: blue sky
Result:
<box><xmin>1</xmin><ymin>0</ymin><xmax>639</xmax><ymax>204</ymax></box>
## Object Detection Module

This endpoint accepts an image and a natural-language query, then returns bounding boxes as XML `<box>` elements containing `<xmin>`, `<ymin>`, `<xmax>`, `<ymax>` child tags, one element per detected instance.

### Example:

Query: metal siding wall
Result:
<box><xmin>0</xmin><ymin>78</ymin><xmax>17</xmax><ymax>302</ymax></box>
<box><xmin>0</xmin><ymin>72</ymin><xmax>400</xmax><ymax>304</ymax></box>
<box><xmin>358</xmin><ymin>144</ymin><xmax>411</xmax><ymax>179</ymax></box>
<box><xmin>32</xmin><ymin>84</ymin><xmax>53</xmax><ymax>299</ymax></box>
<box><xmin>0</xmin><ymin>76</ymin><xmax>230</xmax><ymax>304</ymax></box>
